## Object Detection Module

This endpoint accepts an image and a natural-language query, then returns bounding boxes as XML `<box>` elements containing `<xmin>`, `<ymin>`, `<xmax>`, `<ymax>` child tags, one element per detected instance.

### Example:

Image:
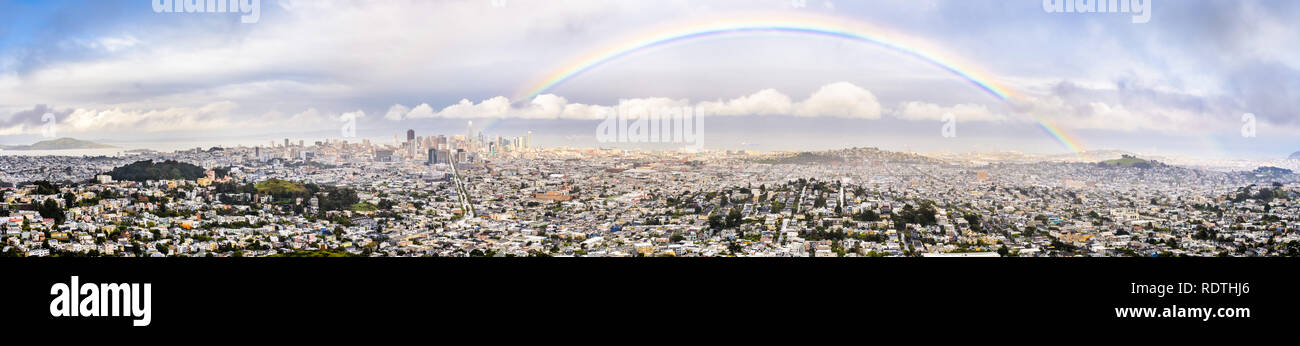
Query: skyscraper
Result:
<box><xmin>407</xmin><ymin>129</ymin><xmax>415</xmax><ymax>142</ymax></box>
<box><xmin>462</xmin><ymin>120</ymin><xmax>473</xmax><ymax>143</ymax></box>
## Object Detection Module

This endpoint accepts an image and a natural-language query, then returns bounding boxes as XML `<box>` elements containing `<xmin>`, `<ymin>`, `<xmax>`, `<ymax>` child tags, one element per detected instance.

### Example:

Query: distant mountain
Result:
<box><xmin>1290</xmin><ymin>151</ymin><xmax>1300</xmax><ymax>160</ymax></box>
<box><xmin>0</xmin><ymin>138</ymin><xmax>114</xmax><ymax>151</ymax></box>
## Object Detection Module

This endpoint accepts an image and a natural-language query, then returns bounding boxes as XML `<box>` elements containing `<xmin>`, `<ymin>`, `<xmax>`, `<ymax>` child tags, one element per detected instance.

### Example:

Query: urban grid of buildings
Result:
<box><xmin>2</xmin><ymin>127</ymin><xmax>1298</xmax><ymax>258</ymax></box>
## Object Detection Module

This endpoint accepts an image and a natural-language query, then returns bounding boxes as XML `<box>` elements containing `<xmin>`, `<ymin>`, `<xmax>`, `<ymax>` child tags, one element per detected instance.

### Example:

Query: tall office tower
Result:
<box><xmin>407</xmin><ymin>129</ymin><xmax>415</xmax><ymax>142</ymax></box>
<box><xmin>284</xmin><ymin>138</ymin><xmax>290</xmax><ymax>148</ymax></box>
<box><xmin>466</xmin><ymin>121</ymin><xmax>474</xmax><ymax>144</ymax></box>
<box><xmin>427</xmin><ymin>148</ymin><xmax>436</xmax><ymax>165</ymax></box>
<box><xmin>526</xmin><ymin>131</ymin><xmax>532</xmax><ymax>149</ymax></box>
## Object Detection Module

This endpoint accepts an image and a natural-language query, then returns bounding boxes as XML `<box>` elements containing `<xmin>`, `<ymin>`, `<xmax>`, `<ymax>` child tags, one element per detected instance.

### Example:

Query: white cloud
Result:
<box><xmin>61</xmin><ymin>101</ymin><xmax>241</xmax><ymax>133</ymax></box>
<box><xmin>288</xmin><ymin>108</ymin><xmax>326</xmax><ymax>123</ymax></box>
<box><xmin>383</xmin><ymin>104</ymin><xmax>411</xmax><ymax>121</ymax></box>
<box><xmin>340</xmin><ymin>109</ymin><xmax>367</xmax><ymax>120</ymax></box>
<box><xmin>406</xmin><ymin>104</ymin><xmax>437</xmax><ymax>119</ymax></box>
<box><xmin>696</xmin><ymin>89</ymin><xmax>793</xmax><ymax>116</ymax></box>
<box><xmin>0</xmin><ymin>102</ymin><xmax>369</xmax><ymax>137</ymax></box>
<box><xmin>382</xmin><ymin>82</ymin><xmax>885</xmax><ymax>120</ymax></box>
<box><xmin>792</xmin><ymin>82</ymin><xmax>881</xmax><ymax>119</ymax></box>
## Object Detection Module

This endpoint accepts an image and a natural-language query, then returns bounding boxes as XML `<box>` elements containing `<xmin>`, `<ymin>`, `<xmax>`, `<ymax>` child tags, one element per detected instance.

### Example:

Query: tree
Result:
<box><xmin>726</xmin><ymin>207</ymin><xmax>743</xmax><ymax>229</ymax></box>
<box><xmin>62</xmin><ymin>193</ymin><xmax>76</xmax><ymax>209</ymax></box>
<box><xmin>708</xmin><ymin>213</ymin><xmax>724</xmax><ymax>231</ymax></box>
<box><xmin>963</xmin><ymin>214</ymin><xmax>983</xmax><ymax>233</ymax></box>
<box><xmin>37</xmin><ymin>199</ymin><xmax>66</xmax><ymax>224</ymax></box>
<box><xmin>32</xmin><ymin>180</ymin><xmax>60</xmax><ymax>195</ymax></box>
<box><xmin>854</xmin><ymin>209</ymin><xmax>879</xmax><ymax>222</ymax></box>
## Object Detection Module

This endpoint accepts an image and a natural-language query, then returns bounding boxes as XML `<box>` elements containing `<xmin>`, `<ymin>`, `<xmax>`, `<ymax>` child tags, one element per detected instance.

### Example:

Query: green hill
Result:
<box><xmin>753</xmin><ymin>152</ymin><xmax>846</xmax><ymax>165</ymax></box>
<box><xmin>255</xmin><ymin>179</ymin><xmax>308</xmax><ymax>197</ymax></box>
<box><xmin>0</xmin><ymin>138</ymin><xmax>114</xmax><ymax>150</ymax></box>
<box><xmin>1098</xmin><ymin>155</ymin><xmax>1160</xmax><ymax>169</ymax></box>
<box><xmin>108</xmin><ymin>160</ymin><xmax>206</xmax><ymax>181</ymax></box>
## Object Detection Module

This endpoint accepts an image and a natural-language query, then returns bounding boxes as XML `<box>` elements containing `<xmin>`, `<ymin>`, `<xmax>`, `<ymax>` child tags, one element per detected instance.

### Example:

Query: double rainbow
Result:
<box><xmin>515</xmin><ymin>14</ymin><xmax>1085</xmax><ymax>153</ymax></box>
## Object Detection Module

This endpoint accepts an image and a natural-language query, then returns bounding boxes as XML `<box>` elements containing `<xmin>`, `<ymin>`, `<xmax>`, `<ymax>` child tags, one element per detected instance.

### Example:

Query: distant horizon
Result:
<box><xmin>4</xmin><ymin>131</ymin><xmax>1297</xmax><ymax>166</ymax></box>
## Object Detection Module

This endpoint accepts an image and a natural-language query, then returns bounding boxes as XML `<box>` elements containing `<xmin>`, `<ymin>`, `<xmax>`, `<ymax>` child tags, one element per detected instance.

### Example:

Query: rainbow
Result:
<box><xmin>515</xmin><ymin>14</ymin><xmax>1087</xmax><ymax>153</ymax></box>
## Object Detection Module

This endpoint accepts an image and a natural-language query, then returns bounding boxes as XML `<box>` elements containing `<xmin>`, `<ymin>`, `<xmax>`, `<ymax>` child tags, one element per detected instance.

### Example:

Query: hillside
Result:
<box><xmin>107</xmin><ymin>160</ymin><xmax>206</xmax><ymax>181</ymax></box>
<box><xmin>1253</xmin><ymin>166</ymin><xmax>1294</xmax><ymax>177</ymax></box>
<box><xmin>1098</xmin><ymin>155</ymin><xmax>1162</xmax><ymax>169</ymax></box>
<box><xmin>753</xmin><ymin>151</ymin><xmax>846</xmax><ymax>165</ymax></box>
<box><xmin>255</xmin><ymin>179</ymin><xmax>309</xmax><ymax>197</ymax></box>
<box><xmin>752</xmin><ymin>147</ymin><xmax>940</xmax><ymax>165</ymax></box>
<box><xmin>0</xmin><ymin>138</ymin><xmax>114</xmax><ymax>150</ymax></box>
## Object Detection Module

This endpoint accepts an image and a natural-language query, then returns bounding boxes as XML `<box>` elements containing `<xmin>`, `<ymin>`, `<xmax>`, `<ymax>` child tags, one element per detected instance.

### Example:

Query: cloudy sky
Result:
<box><xmin>0</xmin><ymin>0</ymin><xmax>1296</xmax><ymax>157</ymax></box>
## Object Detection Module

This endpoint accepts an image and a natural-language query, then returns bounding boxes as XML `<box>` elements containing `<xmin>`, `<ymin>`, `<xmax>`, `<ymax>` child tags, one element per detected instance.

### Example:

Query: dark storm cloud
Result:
<box><xmin>0</xmin><ymin>104</ymin><xmax>72</xmax><ymax>128</ymax></box>
<box><xmin>1226</xmin><ymin>62</ymin><xmax>1300</xmax><ymax>126</ymax></box>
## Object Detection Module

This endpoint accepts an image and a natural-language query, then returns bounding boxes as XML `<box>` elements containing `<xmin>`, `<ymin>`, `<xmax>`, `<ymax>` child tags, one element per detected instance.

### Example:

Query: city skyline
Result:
<box><xmin>0</xmin><ymin>0</ymin><xmax>1297</xmax><ymax>158</ymax></box>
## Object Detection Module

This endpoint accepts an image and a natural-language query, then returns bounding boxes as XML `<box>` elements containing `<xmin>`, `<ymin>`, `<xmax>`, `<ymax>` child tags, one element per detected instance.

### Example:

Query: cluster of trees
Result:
<box><xmin>212</xmin><ymin>179</ymin><xmax>359</xmax><ymax>212</ymax></box>
<box><xmin>893</xmin><ymin>202</ymin><xmax>939</xmax><ymax>229</ymax></box>
<box><xmin>21</xmin><ymin>181</ymin><xmax>71</xmax><ymax>224</ymax></box>
<box><xmin>1231</xmin><ymin>183</ymin><xmax>1289</xmax><ymax>203</ymax></box>
<box><xmin>962</xmin><ymin>213</ymin><xmax>983</xmax><ymax>233</ymax></box>
<box><xmin>707</xmin><ymin>207</ymin><xmax>745</xmax><ymax>231</ymax></box>
<box><xmin>107</xmin><ymin>160</ymin><xmax>207</xmax><ymax>181</ymax></box>
<box><xmin>36</xmin><ymin>198</ymin><xmax>65</xmax><ymax>224</ymax></box>
<box><xmin>31</xmin><ymin>180</ymin><xmax>61</xmax><ymax>195</ymax></box>
<box><xmin>1192</xmin><ymin>225</ymin><xmax>1221</xmax><ymax>241</ymax></box>
<box><xmin>852</xmin><ymin>209</ymin><xmax>880</xmax><ymax>222</ymax></box>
